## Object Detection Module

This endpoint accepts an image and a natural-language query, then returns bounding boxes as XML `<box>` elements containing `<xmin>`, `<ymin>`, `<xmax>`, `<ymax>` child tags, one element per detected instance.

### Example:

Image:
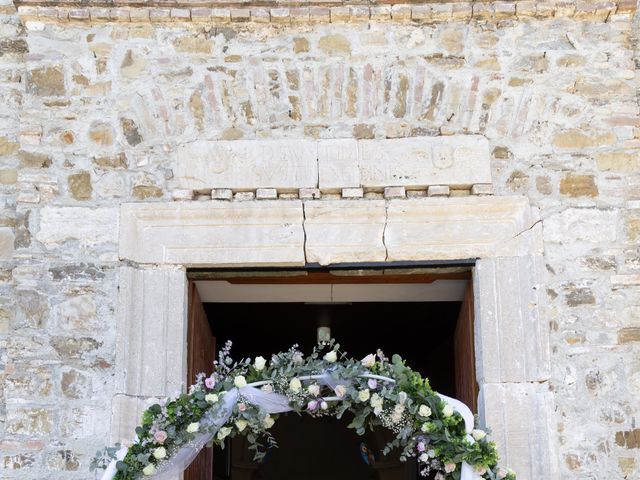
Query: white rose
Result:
<box><xmin>262</xmin><ymin>415</ymin><xmax>275</xmax><ymax>429</ymax></box>
<box><xmin>334</xmin><ymin>385</ymin><xmax>347</xmax><ymax>397</ymax></box>
<box><xmin>234</xmin><ymin>375</ymin><xmax>247</xmax><ymax>388</ymax></box>
<box><xmin>444</xmin><ymin>463</ymin><xmax>456</xmax><ymax>473</ymax></box>
<box><xmin>289</xmin><ymin>378</ymin><xmax>302</xmax><ymax>393</ymax></box>
<box><xmin>205</xmin><ymin>393</ymin><xmax>219</xmax><ymax>403</ymax></box>
<box><xmin>472</xmin><ymin>429</ymin><xmax>486</xmax><ymax>441</ymax></box>
<box><xmin>143</xmin><ymin>464</ymin><xmax>156</xmax><ymax>476</ymax></box>
<box><xmin>418</xmin><ymin>453</ymin><xmax>429</xmax><ymax>463</ymax></box>
<box><xmin>261</xmin><ymin>383</ymin><xmax>273</xmax><ymax>393</ymax></box>
<box><xmin>235</xmin><ymin>419</ymin><xmax>248</xmax><ymax>432</ymax></box>
<box><xmin>442</xmin><ymin>404</ymin><xmax>454</xmax><ymax>417</ymax></box>
<box><xmin>418</xmin><ymin>405</ymin><xmax>432</xmax><ymax>417</ymax></box>
<box><xmin>307</xmin><ymin>384</ymin><xmax>320</xmax><ymax>396</ymax></box>
<box><xmin>186</xmin><ymin>422</ymin><xmax>200</xmax><ymax>433</ymax></box>
<box><xmin>217</xmin><ymin>426</ymin><xmax>232</xmax><ymax>440</ymax></box>
<box><xmin>320</xmin><ymin>401</ymin><xmax>328</xmax><ymax>410</ymax></box>
<box><xmin>324</xmin><ymin>351</ymin><xmax>337</xmax><ymax>363</ymax></box>
<box><xmin>361</xmin><ymin>354</ymin><xmax>376</xmax><ymax>368</ymax></box>
<box><xmin>475</xmin><ymin>465</ymin><xmax>487</xmax><ymax>475</ymax></box>
<box><xmin>370</xmin><ymin>393</ymin><xmax>383</xmax><ymax>407</ymax></box>
<box><xmin>358</xmin><ymin>389</ymin><xmax>370</xmax><ymax>402</ymax></box>
<box><xmin>153</xmin><ymin>447</ymin><xmax>167</xmax><ymax>460</ymax></box>
<box><xmin>254</xmin><ymin>356</ymin><xmax>267</xmax><ymax>371</ymax></box>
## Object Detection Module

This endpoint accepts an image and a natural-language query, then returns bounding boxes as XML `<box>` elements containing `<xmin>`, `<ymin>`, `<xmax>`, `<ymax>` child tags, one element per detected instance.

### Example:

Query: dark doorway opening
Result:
<box><xmin>185</xmin><ymin>269</ymin><xmax>477</xmax><ymax>480</ymax></box>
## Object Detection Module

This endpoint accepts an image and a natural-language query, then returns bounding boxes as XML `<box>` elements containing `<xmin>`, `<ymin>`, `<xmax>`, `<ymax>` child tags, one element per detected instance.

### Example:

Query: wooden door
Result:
<box><xmin>186</xmin><ymin>282</ymin><xmax>216</xmax><ymax>480</ymax></box>
<box><xmin>453</xmin><ymin>282</ymin><xmax>478</xmax><ymax>412</ymax></box>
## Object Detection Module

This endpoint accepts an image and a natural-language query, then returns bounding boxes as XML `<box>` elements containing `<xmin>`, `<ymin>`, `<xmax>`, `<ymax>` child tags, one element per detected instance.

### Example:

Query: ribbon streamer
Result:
<box><xmin>101</xmin><ymin>374</ymin><xmax>477</xmax><ymax>480</ymax></box>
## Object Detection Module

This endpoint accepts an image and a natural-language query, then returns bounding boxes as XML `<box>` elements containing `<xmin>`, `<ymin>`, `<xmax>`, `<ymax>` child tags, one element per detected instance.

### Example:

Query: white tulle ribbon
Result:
<box><xmin>101</xmin><ymin>374</ymin><xmax>476</xmax><ymax>480</ymax></box>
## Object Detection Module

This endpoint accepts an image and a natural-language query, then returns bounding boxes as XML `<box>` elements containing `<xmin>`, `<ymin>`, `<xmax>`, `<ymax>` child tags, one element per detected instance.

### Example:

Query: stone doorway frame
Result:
<box><xmin>111</xmin><ymin>196</ymin><xmax>557</xmax><ymax>480</ymax></box>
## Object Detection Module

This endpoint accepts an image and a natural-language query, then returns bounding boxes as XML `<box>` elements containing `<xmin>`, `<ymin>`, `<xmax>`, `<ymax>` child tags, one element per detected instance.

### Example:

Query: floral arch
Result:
<box><xmin>95</xmin><ymin>341</ymin><xmax>515</xmax><ymax>480</ymax></box>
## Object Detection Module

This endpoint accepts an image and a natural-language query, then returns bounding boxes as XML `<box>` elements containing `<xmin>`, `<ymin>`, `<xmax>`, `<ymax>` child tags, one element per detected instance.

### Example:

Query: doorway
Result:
<box><xmin>185</xmin><ymin>268</ymin><xmax>477</xmax><ymax>480</ymax></box>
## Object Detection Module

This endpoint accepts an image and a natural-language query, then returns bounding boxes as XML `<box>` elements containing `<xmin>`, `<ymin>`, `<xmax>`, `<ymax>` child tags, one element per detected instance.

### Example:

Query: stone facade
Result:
<box><xmin>0</xmin><ymin>0</ymin><xmax>639</xmax><ymax>479</ymax></box>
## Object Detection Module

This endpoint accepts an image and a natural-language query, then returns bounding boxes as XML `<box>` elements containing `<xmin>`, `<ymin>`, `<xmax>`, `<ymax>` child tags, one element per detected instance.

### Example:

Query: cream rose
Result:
<box><xmin>254</xmin><ymin>356</ymin><xmax>267</xmax><ymax>371</ymax></box>
<box><xmin>289</xmin><ymin>377</ymin><xmax>302</xmax><ymax>393</ymax></box>
<box><xmin>307</xmin><ymin>384</ymin><xmax>320</xmax><ymax>396</ymax></box>
<box><xmin>361</xmin><ymin>354</ymin><xmax>376</xmax><ymax>368</ymax></box>
<box><xmin>370</xmin><ymin>393</ymin><xmax>384</xmax><ymax>415</ymax></box>
<box><xmin>186</xmin><ymin>422</ymin><xmax>200</xmax><ymax>433</ymax></box>
<box><xmin>334</xmin><ymin>384</ymin><xmax>347</xmax><ymax>397</ymax></box>
<box><xmin>235</xmin><ymin>419</ymin><xmax>248</xmax><ymax>432</ymax></box>
<box><xmin>143</xmin><ymin>464</ymin><xmax>156</xmax><ymax>476</ymax></box>
<box><xmin>205</xmin><ymin>393</ymin><xmax>219</xmax><ymax>403</ymax></box>
<box><xmin>217</xmin><ymin>426</ymin><xmax>232</xmax><ymax>440</ymax></box>
<box><xmin>324</xmin><ymin>351</ymin><xmax>337</xmax><ymax>363</ymax></box>
<box><xmin>234</xmin><ymin>375</ymin><xmax>247</xmax><ymax>388</ymax></box>
<box><xmin>472</xmin><ymin>429</ymin><xmax>486</xmax><ymax>441</ymax></box>
<box><xmin>442</xmin><ymin>404</ymin><xmax>454</xmax><ymax>417</ymax></box>
<box><xmin>444</xmin><ymin>463</ymin><xmax>456</xmax><ymax>473</ymax></box>
<box><xmin>418</xmin><ymin>405</ymin><xmax>432</xmax><ymax>417</ymax></box>
<box><xmin>263</xmin><ymin>415</ymin><xmax>275</xmax><ymax>429</ymax></box>
<box><xmin>153</xmin><ymin>447</ymin><xmax>167</xmax><ymax>460</ymax></box>
<box><xmin>418</xmin><ymin>453</ymin><xmax>429</xmax><ymax>463</ymax></box>
<box><xmin>358</xmin><ymin>389</ymin><xmax>370</xmax><ymax>402</ymax></box>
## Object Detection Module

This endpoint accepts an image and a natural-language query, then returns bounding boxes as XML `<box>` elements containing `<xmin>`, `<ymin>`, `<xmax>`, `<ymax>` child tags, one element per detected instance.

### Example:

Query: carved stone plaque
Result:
<box><xmin>175</xmin><ymin>136</ymin><xmax>491</xmax><ymax>190</ymax></box>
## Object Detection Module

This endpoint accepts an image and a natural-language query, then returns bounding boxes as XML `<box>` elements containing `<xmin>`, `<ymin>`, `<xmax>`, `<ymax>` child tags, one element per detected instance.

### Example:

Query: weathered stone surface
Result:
<box><xmin>120</xmin><ymin>118</ymin><xmax>142</xmax><ymax>146</ymax></box>
<box><xmin>67</xmin><ymin>171</ymin><xmax>92</xmax><ymax>200</ymax></box>
<box><xmin>385</xmin><ymin>196</ymin><xmax>539</xmax><ymax>261</ymax></box>
<box><xmin>16</xmin><ymin>289</ymin><xmax>48</xmax><ymax>328</ymax></box>
<box><xmin>0</xmin><ymin>227</ymin><xmax>14</xmax><ymax>260</ymax></box>
<box><xmin>6</xmin><ymin>408</ymin><xmax>53</xmax><ymax>436</ymax></box>
<box><xmin>544</xmin><ymin>209</ymin><xmax>618</xmax><ymax>246</ymax></box>
<box><xmin>175</xmin><ymin>140</ymin><xmax>318</xmax><ymax>190</ymax></box>
<box><xmin>120</xmin><ymin>201</ymin><xmax>305</xmax><ymax>265</ymax></box>
<box><xmin>479</xmin><ymin>383</ymin><xmax>558</xmax><ymax>479</ymax></box>
<box><xmin>115</xmin><ymin>267</ymin><xmax>187</xmax><ymax>396</ymax></box>
<box><xmin>57</xmin><ymin>295</ymin><xmax>96</xmax><ymax>330</ymax></box>
<box><xmin>26</xmin><ymin>66</ymin><xmax>65</xmax><ymax>96</ymax></box>
<box><xmin>304</xmin><ymin>200</ymin><xmax>386</xmax><ymax>265</ymax></box>
<box><xmin>559</xmin><ymin>174</ymin><xmax>598</xmax><ymax>197</ymax></box>
<box><xmin>35</xmin><ymin>207</ymin><xmax>118</xmax><ymax>248</ymax></box>
<box><xmin>318</xmin><ymin>139</ymin><xmax>359</xmax><ymax>190</ymax></box>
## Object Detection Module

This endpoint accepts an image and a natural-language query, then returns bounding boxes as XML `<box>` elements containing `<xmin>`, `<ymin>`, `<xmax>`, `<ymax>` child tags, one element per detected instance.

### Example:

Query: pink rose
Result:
<box><xmin>307</xmin><ymin>400</ymin><xmax>318</xmax><ymax>411</ymax></box>
<box><xmin>205</xmin><ymin>377</ymin><xmax>215</xmax><ymax>389</ymax></box>
<box><xmin>416</xmin><ymin>442</ymin><xmax>425</xmax><ymax>452</ymax></box>
<box><xmin>367</xmin><ymin>379</ymin><xmax>377</xmax><ymax>390</ymax></box>
<box><xmin>154</xmin><ymin>430</ymin><xmax>167</xmax><ymax>444</ymax></box>
<box><xmin>238</xmin><ymin>402</ymin><xmax>247</xmax><ymax>412</ymax></box>
<box><xmin>444</xmin><ymin>463</ymin><xmax>456</xmax><ymax>473</ymax></box>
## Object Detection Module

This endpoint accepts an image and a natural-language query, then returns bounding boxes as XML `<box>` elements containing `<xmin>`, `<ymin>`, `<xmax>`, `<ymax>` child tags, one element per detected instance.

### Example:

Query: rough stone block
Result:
<box><xmin>384</xmin><ymin>186</ymin><xmax>406</xmax><ymax>199</ymax></box>
<box><xmin>304</xmin><ymin>200</ymin><xmax>386</xmax><ymax>265</ymax></box>
<box><xmin>119</xmin><ymin>201</ymin><xmax>305</xmax><ymax>266</ymax></box>
<box><xmin>0</xmin><ymin>227</ymin><xmax>14</xmax><ymax>260</ymax></box>
<box><xmin>256</xmin><ymin>188</ymin><xmax>277</xmax><ymax>200</ymax></box>
<box><xmin>211</xmin><ymin>188</ymin><xmax>233</xmax><ymax>200</ymax></box>
<box><xmin>427</xmin><ymin>185</ymin><xmax>450</xmax><ymax>197</ymax></box>
<box><xmin>299</xmin><ymin>188</ymin><xmax>321</xmax><ymax>200</ymax></box>
<box><xmin>36</xmin><ymin>207</ymin><xmax>118</xmax><ymax>248</ymax></box>
<box><xmin>342</xmin><ymin>187</ymin><xmax>363</xmax><ymax>199</ymax></box>
<box><xmin>471</xmin><ymin>183</ymin><xmax>494</xmax><ymax>195</ymax></box>
<box><xmin>234</xmin><ymin>191</ymin><xmax>255</xmax><ymax>201</ymax></box>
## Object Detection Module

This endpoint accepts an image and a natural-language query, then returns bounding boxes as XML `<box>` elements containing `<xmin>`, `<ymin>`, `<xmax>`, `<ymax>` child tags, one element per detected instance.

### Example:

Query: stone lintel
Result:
<box><xmin>120</xmin><ymin>196</ymin><xmax>539</xmax><ymax>266</ymax></box>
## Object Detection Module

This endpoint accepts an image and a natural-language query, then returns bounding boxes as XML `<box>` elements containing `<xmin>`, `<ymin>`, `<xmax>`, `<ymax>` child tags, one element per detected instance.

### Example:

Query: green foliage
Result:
<box><xmin>95</xmin><ymin>341</ymin><xmax>515</xmax><ymax>480</ymax></box>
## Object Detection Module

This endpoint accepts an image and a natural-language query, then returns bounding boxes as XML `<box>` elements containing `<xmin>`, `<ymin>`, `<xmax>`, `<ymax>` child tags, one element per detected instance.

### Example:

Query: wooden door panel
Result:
<box><xmin>454</xmin><ymin>282</ymin><xmax>478</xmax><ymax>413</ymax></box>
<box><xmin>186</xmin><ymin>283</ymin><xmax>216</xmax><ymax>480</ymax></box>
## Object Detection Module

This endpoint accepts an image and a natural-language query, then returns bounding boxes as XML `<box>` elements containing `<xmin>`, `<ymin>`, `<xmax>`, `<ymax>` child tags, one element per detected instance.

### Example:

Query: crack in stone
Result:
<box><xmin>382</xmin><ymin>202</ymin><xmax>389</xmax><ymax>262</ymax></box>
<box><xmin>302</xmin><ymin>201</ymin><xmax>309</xmax><ymax>265</ymax></box>
<box><xmin>512</xmin><ymin>218</ymin><xmax>542</xmax><ymax>240</ymax></box>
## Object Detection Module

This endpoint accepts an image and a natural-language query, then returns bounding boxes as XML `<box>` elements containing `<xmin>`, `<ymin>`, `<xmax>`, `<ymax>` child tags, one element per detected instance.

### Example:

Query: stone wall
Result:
<box><xmin>0</xmin><ymin>0</ymin><xmax>639</xmax><ymax>478</ymax></box>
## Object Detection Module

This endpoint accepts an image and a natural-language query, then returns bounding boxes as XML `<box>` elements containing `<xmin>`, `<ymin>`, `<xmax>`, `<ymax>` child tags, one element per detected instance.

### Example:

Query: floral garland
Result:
<box><xmin>93</xmin><ymin>340</ymin><xmax>516</xmax><ymax>480</ymax></box>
